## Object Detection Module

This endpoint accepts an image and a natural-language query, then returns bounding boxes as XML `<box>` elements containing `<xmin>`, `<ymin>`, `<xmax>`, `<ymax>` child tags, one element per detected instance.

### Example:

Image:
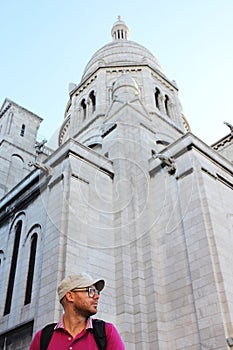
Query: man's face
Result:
<box><xmin>70</xmin><ymin>285</ymin><xmax>100</xmax><ymax>318</ymax></box>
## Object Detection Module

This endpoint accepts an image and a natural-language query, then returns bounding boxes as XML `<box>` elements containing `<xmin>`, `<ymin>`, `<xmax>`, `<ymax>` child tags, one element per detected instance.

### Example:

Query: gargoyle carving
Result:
<box><xmin>153</xmin><ymin>153</ymin><xmax>176</xmax><ymax>175</ymax></box>
<box><xmin>28</xmin><ymin>161</ymin><xmax>51</xmax><ymax>175</ymax></box>
<box><xmin>35</xmin><ymin>139</ymin><xmax>47</xmax><ymax>153</ymax></box>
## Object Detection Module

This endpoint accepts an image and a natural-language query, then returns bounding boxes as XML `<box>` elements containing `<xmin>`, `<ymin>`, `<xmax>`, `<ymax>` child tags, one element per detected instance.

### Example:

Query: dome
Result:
<box><xmin>81</xmin><ymin>18</ymin><xmax>164</xmax><ymax>81</ymax></box>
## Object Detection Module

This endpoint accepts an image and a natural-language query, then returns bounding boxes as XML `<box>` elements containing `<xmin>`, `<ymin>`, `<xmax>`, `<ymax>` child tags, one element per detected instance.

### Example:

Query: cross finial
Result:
<box><xmin>117</xmin><ymin>15</ymin><xmax>121</xmax><ymax>21</ymax></box>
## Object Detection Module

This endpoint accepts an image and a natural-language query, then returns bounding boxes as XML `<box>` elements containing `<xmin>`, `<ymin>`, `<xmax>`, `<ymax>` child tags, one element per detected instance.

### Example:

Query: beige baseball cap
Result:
<box><xmin>57</xmin><ymin>273</ymin><xmax>105</xmax><ymax>301</ymax></box>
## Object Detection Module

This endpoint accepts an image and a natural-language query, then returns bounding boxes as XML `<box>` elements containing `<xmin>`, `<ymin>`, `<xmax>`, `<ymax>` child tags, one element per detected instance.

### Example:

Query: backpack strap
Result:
<box><xmin>40</xmin><ymin>323</ymin><xmax>56</xmax><ymax>350</ymax></box>
<box><xmin>92</xmin><ymin>319</ymin><xmax>107</xmax><ymax>350</ymax></box>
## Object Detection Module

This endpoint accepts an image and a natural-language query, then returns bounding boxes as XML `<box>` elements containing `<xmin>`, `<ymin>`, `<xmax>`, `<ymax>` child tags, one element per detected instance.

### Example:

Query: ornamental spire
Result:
<box><xmin>111</xmin><ymin>16</ymin><xmax>130</xmax><ymax>41</ymax></box>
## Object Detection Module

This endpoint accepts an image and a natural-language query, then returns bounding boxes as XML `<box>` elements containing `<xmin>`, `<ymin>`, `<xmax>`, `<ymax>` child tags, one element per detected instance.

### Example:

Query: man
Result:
<box><xmin>29</xmin><ymin>273</ymin><xmax>125</xmax><ymax>349</ymax></box>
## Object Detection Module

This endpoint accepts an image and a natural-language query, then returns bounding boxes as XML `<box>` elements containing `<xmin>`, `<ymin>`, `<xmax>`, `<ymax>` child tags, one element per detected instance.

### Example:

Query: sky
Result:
<box><xmin>0</xmin><ymin>0</ymin><xmax>233</xmax><ymax>148</ymax></box>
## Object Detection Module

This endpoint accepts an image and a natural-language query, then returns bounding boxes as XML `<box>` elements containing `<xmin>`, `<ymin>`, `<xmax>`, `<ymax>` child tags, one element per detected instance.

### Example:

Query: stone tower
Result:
<box><xmin>0</xmin><ymin>99</ymin><xmax>43</xmax><ymax>197</ymax></box>
<box><xmin>0</xmin><ymin>18</ymin><xmax>232</xmax><ymax>350</ymax></box>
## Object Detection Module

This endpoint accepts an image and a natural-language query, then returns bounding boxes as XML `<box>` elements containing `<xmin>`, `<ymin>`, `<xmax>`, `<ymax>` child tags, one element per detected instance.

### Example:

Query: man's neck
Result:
<box><xmin>63</xmin><ymin>313</ymin><xmax>89</xmax><ymax>338</ymax></box>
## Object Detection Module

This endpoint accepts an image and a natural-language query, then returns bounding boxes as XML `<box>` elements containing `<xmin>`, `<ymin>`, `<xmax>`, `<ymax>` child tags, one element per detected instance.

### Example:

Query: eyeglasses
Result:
<box><xmin>71</xmin><ymin>287</ymin><xmax>100</xmax><ymax>298</ymax></box>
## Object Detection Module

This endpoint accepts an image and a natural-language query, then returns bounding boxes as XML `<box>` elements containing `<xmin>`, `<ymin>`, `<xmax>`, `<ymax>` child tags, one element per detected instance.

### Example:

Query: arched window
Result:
<box><xmin>89</xmin><ymin>91</ymin><xmax>96</xmax><ymax>113</ymax></box>
<box><xmin>24</xmin><ymin>233</ymin><xmax>38</xmax><ymax>305</ymax></box>
<box><xmin>8</xmin><ymin>154</ymin><xmax>24</xmax><ymax>190</ymax></box>
<box><xmin>0</xmin><ymin>250</ymin><xmax>4</xmax><ymax>267</ymax></box>
<box><xmin>81</xmin><ymin>99</ymin><xmax>87</xmax><ymax>119</ymax></box>
<box><xmin>164</xmin><ymin>95</ymin><xmax>170</xmax><ymax>117</ymax></box>
<box><xmin>4</xmin><ymin>220</ymin><xmax>22</xmax><ymax>315</ymax></box>
<box><xmin>155</xmin><ymin>88</ymin><xmax>160</xmax><ymax>110</ymax></box>
<box><xmin>20</xmin><ymin>124</ymin><xmax>25</xmax><ymax>137</ymax></box>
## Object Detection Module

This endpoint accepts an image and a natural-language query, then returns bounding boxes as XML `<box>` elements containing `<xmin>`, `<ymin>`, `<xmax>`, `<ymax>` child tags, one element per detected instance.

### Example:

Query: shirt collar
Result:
<box><xmin>54</xmin><ymin>316</ymin><xmax>93</xmax><ymax>330</ymax></box>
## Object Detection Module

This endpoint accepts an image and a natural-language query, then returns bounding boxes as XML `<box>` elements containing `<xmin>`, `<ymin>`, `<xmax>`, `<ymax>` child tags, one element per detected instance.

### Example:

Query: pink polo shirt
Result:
<box><xmin>29</xmin><ymin>317</ymin><xmax>125</xmax><ymax>350</ymax></box>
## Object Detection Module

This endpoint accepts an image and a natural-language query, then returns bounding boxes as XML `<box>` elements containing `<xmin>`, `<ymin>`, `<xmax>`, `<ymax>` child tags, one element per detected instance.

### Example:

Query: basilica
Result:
<box><xmin>0</xmin><ymin>18</ymin><xmax>233</xmax><ymax>349</ymax></box>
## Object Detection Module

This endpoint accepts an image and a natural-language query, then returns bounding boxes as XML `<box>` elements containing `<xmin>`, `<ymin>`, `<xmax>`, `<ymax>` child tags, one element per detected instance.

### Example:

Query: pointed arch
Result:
<box><xmin>164</xmin><ymin>94</ymin><xmax>171</xmax><ymax>117</ymax></box>
<box><xmin>0</xmin><ymin>250</ymin><xmax>5</xmax><ymax>267</ymax></box>
<box><xmin>7</xmin><ymin>155</ymin><xmax>24</xmax><ymax>191</ymax></box>
<box><xmin>24</xmin><ymin>224</ymin><xmax>41</xmax><ymax>305</ymax></box>
<box><xmin>154</xmin><ymin>88</ymin><xmax>161</xmax><ymax>110</ymax></box>
<box><xmin>11</xmin><ymin>153</ymin><xmax>24</xmax><ymax>162</ymax></box>
<box><xmin>89</xmin><ymin>90</ymin><xmax>96</xmax><ymax>113</ymax></box>
<box><xmin>24</xmin><ymin>233</ymin><xmax>38</xmax><ymax>304</ymax></box>
<box><xmin>81</xmin><ymin>99</ymin><xmax>87</xmax><ymax>120</ymax></box>
<box><xmin>8</xmin><ymin>212</ymin><xmax>26</xmax><ymax>235</ymax></box>
<box><xmin>4</xmin><ymin>220</ymin><xmax>22</xmax><ymax>315</ymax></box>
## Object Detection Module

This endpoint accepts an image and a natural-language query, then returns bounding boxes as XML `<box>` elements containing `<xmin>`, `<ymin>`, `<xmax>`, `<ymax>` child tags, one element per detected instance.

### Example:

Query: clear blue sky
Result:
<box><xmin>1</xmin><ymin>0</ymin><xmax>233</xmax><ymax>147</ymax></box>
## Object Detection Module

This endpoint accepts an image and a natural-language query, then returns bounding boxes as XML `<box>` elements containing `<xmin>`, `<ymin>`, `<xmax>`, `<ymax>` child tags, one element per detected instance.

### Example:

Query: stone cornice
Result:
<box><xmin>211</xmin><ymin>133</ymin><xmax>233</xmax><ymax>150</ymax></box>
<box><xmin>149</xmin><ymin>132</ymin><xmax>233</xmax><ymax>177</ymax></box>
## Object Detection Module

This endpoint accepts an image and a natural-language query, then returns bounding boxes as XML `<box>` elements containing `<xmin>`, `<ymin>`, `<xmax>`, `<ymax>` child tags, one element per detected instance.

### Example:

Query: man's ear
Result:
<box><xmin>65</xmin><ymin>291</ymin><xmax>75</xmax><ymax>302</ymax></box>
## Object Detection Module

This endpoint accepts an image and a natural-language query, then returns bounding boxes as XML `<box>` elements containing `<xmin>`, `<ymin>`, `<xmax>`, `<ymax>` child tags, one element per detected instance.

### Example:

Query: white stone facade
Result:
<box><xmin>0</xmin><ymin>18</ymin><xmax>232</xmax><ymax>349</ymax></box>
